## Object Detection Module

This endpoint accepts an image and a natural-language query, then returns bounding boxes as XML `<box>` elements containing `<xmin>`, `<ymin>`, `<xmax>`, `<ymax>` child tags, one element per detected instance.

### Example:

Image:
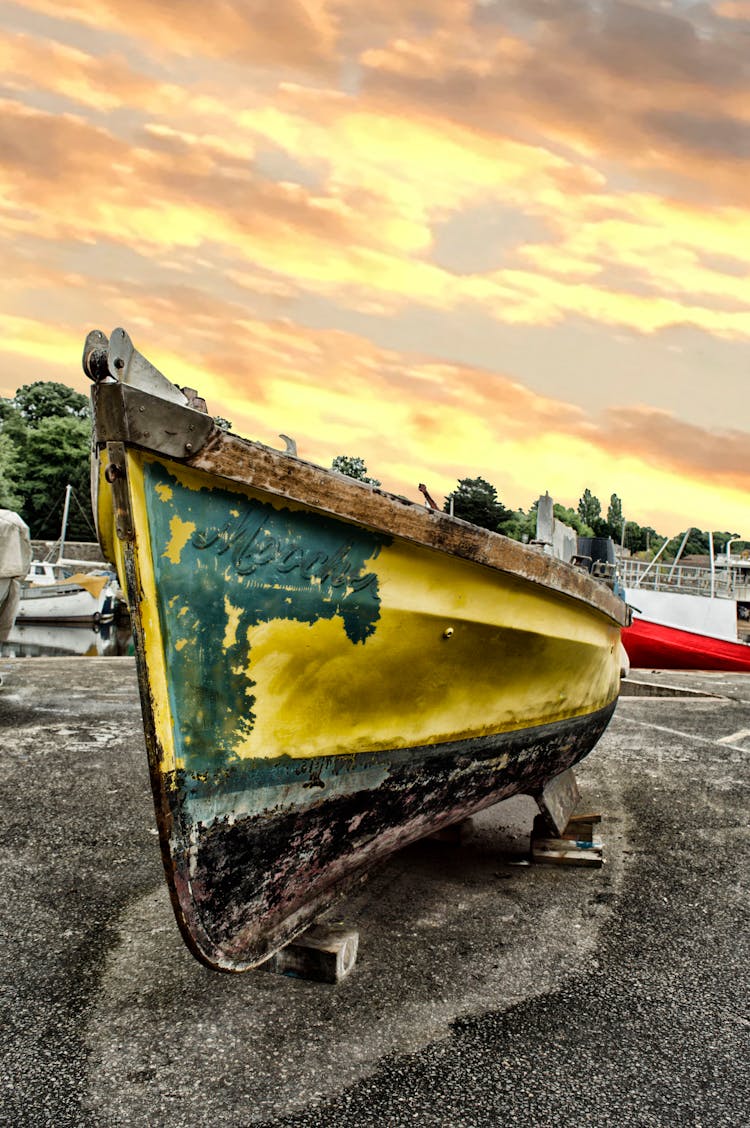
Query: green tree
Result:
<box><xmin>502</xmin><ymin>507</ymin><xmax>537</xmax><ymax>542</ymax></box>
<box><xmin>13</xmin><ymin>381</ymin><xmax>89</xmax><ymax>424</ymax></box>
<box><xmin>622</xmin><ymin>521</ymin><xmax>654</xmax><ymax>554</ymax></box>
<box><xmin>21</xmin><ymin>415</ymin><xmax>94</xmax><ymax>539</ymax></box>
<box><xmin>0</xmin><ymin>398</ymin><xmax>29</xmax><ymax>452</ymax></box>
<box><xmin>607</xmin><ymin>493</ymin><xmax>624</xmax><ymax>539</ymax></box>
<box><xmin>0</xmin><ymin>432</ymin><xmax>22</xmax><ymax>510</ymax></box>
<box><xmin>713</xmin><ymin>531</ymin><xmax>742</xmax><ymax>553</ymax></box>
<box><xmin>553</xmin><ymin>504</ymin><xmax>594</xmax><ymax>537</ymax></box>
<box><xmin>577</xmin><ymin>488</ymin><xmax>601</xmax><ymax>528</ymax></box>
<box><xmin>0</xmin><ymin>399</ymin><xmax>28</xmax><ymax>513</ymax></box>
<box><xmin>674</xmin><ymin>529</ymin><xmax>742</xmax><ymax>558</ymax></box>
<box><xmin>331</xmin><ymin>455</ymin><xmax>381</xmax><ymax>487</ymax></box>
<box><xmin>444</xmin><ymin>476</ymin><xmax>513</xmax><ymax>533</ymax></box>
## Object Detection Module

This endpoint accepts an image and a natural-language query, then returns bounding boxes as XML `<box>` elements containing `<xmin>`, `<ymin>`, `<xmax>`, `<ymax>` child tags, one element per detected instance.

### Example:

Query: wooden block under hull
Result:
<box><xmin>534</xmin><ymin>768</ymin><xmax>581</xmax><ymax>836</ymax></box>
<box><xmin>531</xmin><ymin>812</ymin><xmax>604</xmax><ymax>867</ymax></box>
<box><xmin>262</xmin><ymin>926</ymin><xmax>359</xmax><ymax>983</ymax></box>
<box><xmin>531</xmin><ymin>843</ymin><xmax>603</xmax><ymax>867</ymax></box>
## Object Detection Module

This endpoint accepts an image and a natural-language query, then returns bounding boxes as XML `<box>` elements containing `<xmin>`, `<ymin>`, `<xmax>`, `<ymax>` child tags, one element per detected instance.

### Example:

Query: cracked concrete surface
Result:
<box><xmin>0</xmin><ymin>659</ymin><xmax>747</xmax><ymax>1127</ymax></box>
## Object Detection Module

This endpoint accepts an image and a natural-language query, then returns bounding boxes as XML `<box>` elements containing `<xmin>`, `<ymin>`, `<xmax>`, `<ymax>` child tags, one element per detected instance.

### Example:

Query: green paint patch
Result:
<box><xmin>144</xmin><ymin>460</ymin><xmax>388</xmax><ymax>774</ymax></box>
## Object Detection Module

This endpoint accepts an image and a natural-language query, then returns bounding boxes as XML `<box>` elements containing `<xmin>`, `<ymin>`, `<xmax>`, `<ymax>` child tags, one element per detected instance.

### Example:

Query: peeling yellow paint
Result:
<box><xmin>121</xmin><ymin>452</ymin><xmax>177</xmax><ymax>771</ymax></box>
<box><xmin>175</xmin><ymin>638</ymin><xmax>188</xmax><ymax>651</ymax></box>
<box><xmin>155</xmin><ymin>483</ymin><xmax>173</xmax><ymax>502</ymax></box>
<box><xmin>224</xmin><ymin>596</ymin><xmax>243</xmax><ymax>649</ymax></box>
<box><xmin>120</xmin><ymin>452</ymin><xmax>620</xmax><ymax>775</ymax></box>
<box><xmin>162</xmin><ymin>515</ymin><xmax>196</xmax><ymax>564</ymax></box>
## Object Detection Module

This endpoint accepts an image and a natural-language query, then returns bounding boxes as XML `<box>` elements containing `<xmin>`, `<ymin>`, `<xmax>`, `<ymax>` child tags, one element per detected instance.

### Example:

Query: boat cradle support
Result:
<box><xmin>533</xmin><ymin>767</ymin><xmax>581</xmax><ymax>836</ymax></box>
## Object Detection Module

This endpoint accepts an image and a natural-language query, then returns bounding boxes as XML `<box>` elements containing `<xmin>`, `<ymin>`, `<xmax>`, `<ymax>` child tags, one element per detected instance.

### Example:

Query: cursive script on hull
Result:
<box><xmin>144</xmin><ymin>460</ymin><xmax>390</xmax><ymax>770</ymax></box>
<box><xmin>191</xmin><ymin>511</ymin><xmax>379</xmax><ymax>595</ymax></box>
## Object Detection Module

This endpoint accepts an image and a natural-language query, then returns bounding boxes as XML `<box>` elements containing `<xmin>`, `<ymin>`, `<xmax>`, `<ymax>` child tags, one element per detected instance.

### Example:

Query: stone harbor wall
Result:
<box><xmin>31</xmin><ymin>540</ymin><xmax>106</xmax><ymax>564</ymax></box>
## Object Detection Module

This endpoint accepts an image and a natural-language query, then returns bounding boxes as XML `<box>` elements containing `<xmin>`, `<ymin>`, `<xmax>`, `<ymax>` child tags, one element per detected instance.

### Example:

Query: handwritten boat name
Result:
<box><xmin>191</xmin><ymin>513</ymin><xmax>378</xmax><ymax>592</ymax></box>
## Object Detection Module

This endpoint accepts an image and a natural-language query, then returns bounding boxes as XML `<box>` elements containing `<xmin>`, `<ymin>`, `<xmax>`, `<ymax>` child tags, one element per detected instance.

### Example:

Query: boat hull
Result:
<box><xmin>106</xmin><ymin>446</ymin><xmax>623</xmax><ymax>969</ymax></box>
<box><xmin>17</xmin><ymin>578</ymin><xmax>117</xmax><ymax>623</ymax></box>
<box><xmin>622</xmin><ymin>617</ymin><xmax>750</xmax><ymax>672</ymax></box>
<box><xmin>171</xmin><ymin>702</ymin><xmax>616</xmax><ymax>968</ymax></box>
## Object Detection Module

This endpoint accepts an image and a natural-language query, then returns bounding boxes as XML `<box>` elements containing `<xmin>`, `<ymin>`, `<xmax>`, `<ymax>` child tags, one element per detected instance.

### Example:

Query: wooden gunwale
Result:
<box><xmin>187</xmin><ymin>428</ymin><xmax>629</xmax><ymax>629</ymax></box>
<box><xmin>92</xmin><ymin>378</ymin><xmax>627</xmax><ymax>629</ymax></box>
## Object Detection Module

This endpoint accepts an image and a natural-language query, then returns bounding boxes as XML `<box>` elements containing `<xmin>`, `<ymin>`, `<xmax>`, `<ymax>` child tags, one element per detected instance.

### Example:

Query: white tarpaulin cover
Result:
<box><xmin>0</xmin><ymin>509</ymin><xmax>32</xmax><ymax>578</ymax></box>
<box><xmin>0</xmin><ymin>510</ymin><xmax>32</xmax><ymax>641</ymax></box>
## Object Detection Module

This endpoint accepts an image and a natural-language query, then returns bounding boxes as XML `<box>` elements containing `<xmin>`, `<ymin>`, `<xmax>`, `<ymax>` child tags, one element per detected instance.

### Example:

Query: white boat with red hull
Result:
<box><xmin>620</xmin><ymin>532</ymin><xmax>750</xmax><ymax>671</ymax></box>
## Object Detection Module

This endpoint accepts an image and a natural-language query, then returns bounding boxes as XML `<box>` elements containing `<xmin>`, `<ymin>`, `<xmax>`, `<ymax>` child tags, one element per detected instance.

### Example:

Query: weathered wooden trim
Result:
<box><xmin>91</xmin><ymin>379</ymin><xmax>627</xmax><ymax>626</ymax></box>
<box><xmin>187</xmin><ymin>429</ymin><xmax>629</xmax><ymax>627</ymax></box>
<box><xmin>104</xmin><ymin>442</ymin><xmax>134</xmax><ymax>543</ymax></box>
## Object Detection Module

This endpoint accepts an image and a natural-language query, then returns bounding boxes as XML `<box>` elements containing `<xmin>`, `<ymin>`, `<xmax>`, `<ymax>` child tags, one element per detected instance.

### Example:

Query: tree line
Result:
<box><xmin>334</xmin><ymin>457</ymin><xmax>746</xmax><ymax>560</ymax></box>
<box><xmin>0</xmin><ymin>387</ymin><xmax>743</xmax><ymax>558</ymax></box>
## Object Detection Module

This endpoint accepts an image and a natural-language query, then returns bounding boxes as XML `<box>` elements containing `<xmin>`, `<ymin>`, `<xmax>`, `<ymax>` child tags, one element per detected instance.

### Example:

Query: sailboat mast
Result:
<box><xmin>57</xmin><ymin>484</ymin><xmax>72</xmax><ymax>565</ymax></box>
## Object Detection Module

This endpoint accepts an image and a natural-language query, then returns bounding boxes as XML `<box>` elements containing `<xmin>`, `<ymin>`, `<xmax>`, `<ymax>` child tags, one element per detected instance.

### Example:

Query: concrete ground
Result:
<box><xmin>0</xmin><ymin>658</ymin><xmax>748</xmax><ymax>1128</ymax></box>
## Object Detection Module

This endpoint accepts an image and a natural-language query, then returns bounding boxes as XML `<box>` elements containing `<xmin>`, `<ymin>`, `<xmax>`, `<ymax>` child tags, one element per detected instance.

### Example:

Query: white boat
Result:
<box><xmin>16</xmin><ymin>568</ymin><xmax>119</xmax><ymax>624</ymax></box>
<box><xmin>17</xmin><ymin>485</ymin><xmax>120</xmax><ymax>624</ymax></box>
<box><xmin>0</xmin><ymin>509</ymin><xmax>32</xmax><ymax>642</ymax></box>
<box><xmin>620</xmin><ymin>531</ymin><xmax>750</xmax><ymax>671</ymax></box>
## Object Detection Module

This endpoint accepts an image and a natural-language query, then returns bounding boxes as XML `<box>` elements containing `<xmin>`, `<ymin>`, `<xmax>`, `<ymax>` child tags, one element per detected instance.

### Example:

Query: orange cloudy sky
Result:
<box><xmin>1</xmin><ymin>0</ymin><xmax>749</xmax><ymax>535</ymax></box>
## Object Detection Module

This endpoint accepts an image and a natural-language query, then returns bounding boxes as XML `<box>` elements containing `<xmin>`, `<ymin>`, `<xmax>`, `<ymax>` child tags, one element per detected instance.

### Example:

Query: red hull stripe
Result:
<box><xmin>622</xmin><ymin>618</ymin><xmax>750</xmax><ymax>672</ymax></box>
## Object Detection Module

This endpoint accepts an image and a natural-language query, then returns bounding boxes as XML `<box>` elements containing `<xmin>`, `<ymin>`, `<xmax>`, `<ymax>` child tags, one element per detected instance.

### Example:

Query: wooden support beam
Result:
<box><xmin>531</xmin><ymin>841</ymin><xmax>603</xmax><ymax>867</ymax></box>
<box><xmin>559</xmin><ymin>813</ymin><xmax>601</xmax><ymax>843</ymax></box>
<box><xmin>262</xmin><ymin>925</ymin><xmax>359</xmax><ymax>984</ymax></box>
<box><xmin>530</xmin><ymin>812</ymin><xmax>604</xmax><ymax>868</ymax></box>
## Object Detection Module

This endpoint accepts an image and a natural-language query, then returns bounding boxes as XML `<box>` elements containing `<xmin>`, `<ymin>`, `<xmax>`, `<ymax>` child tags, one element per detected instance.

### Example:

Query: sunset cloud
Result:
<box><xmin>0</xmin><ymin>27</ymin><xmax>165</xmax><ymax>111</ymax></box>
<box><xmin>4</xmin><ymin>298</ymin><xmax>746</xmax><ymax>535</ymax></box>
<box><xmin>715</xmin><ymin>2</ymin><xmax>750</xmax><ymax>20</ymax></box>
<box><xmin>0</xmin><ymin>0</ymin><xmax>748</xmax><ymax>536</ymax></box>
<box><xmin>4</xmin><ymin>82</ymin><xmax>747</xmax><ymax>345</ymax></box>
<box><xmin>12</xmin><ymin>0</ymin><xmax>340</xmax><ymax>70</ymax></box>
<box><xmin>359</xmin><ymin>1</ymin><xmax>750</xmax><ymax>199</ymax></box>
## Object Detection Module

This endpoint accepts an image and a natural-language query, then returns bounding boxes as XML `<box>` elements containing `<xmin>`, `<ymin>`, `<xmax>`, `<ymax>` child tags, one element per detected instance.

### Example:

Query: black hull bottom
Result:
<box><xmin>162</xmin><ymin>700</ymin><xmax>618</xmax><ymax>970</ymax></box>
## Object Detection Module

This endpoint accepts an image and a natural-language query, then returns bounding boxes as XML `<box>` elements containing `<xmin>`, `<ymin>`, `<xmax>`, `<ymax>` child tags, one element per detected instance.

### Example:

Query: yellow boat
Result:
<box><xmin>84</xmin><ymin>328</ymin><xmax>629</xmax><ymax>972</ymax></box>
